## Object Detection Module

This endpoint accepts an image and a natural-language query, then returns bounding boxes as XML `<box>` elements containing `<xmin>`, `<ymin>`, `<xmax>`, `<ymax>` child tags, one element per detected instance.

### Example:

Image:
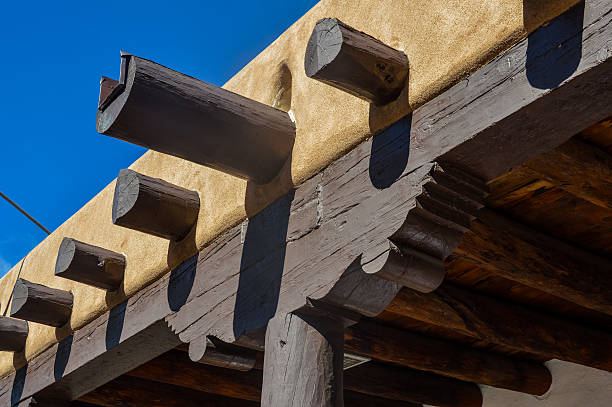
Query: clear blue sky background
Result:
<box><xmin>0</xmin><ymin>0</ymin><xmax>318</xmax><ymax>276</ymax></box>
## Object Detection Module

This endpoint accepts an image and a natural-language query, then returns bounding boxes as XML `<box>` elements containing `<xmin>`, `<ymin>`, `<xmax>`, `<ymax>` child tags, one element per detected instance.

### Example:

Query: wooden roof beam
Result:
<box><xmin>97</xmin><ymin>54</ymin><xmax>295</xmax><ymax>184</ymax></box>
<box><xmin>522</xmin><ymin>137</ymin><xmax>612</xmax><ymax>210</ymax></box>
<box><xmin>55</xmin><ymin>238</ymin><xmax>125</xmax><ymax>290</ymax></box>
<box><xmin>305</xmin><ymin>18</ymin><xmax>409</xmax><ymax>105</ymax></box>
<box><xmin>457</xmin><ymin>208</ymin><xmax>612</xmax><ymax>315</ymax></box>
<box><xmin>387</xmin><ymin>284</ymin><xmax>612</xmax><ymax>371</ymax></box>
<box><xmin>10</xmin><ymin>279</ymin><xmax>73</xmax><ymax>327</ymax></box>
<box><xmin>0</xmin><ymin>316</ymin><xmax>28</xmax><ymax>352</ymax></box>
<box><xmin>345</xmin><ymin>320</ymin><xmax>552</xmax><ymax>395</ymax></box>
<box><xmin>112</xmin><ymin>169</ymin><xmax>200</xmax><ymax>241</ymax></box>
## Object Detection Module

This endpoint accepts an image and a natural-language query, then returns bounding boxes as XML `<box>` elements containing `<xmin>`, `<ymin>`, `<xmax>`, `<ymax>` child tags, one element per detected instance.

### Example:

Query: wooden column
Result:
<box><xmin>112</xmin><ymin>169</ymin><xmax>200</xmax><ymax>241</ymax></box>
<box><xmin>261</xmin><ymin>311</ymin><xmax>345</xmax><ymax>407</ymax></box>
<box><xmin>55</xmin><ymin>238</ymin><xmax>125</xmax><ymax>290</ymax></box>
<box><xmin>0</xmin><ymin>316</ymin><xmax>28</xmax><ymax>352</ymax></box>
<box><xmin>305</xmin><ymin>18</ymin><xmax>409</xmax><ymax>105</ymax></box>
<box><xmin>11</xmin><ymin>279</ymin><xmax>73</xmax><ymax>327</ymax></box>
<box><xmin>97</xmin><ymin>54</ymin><xmax>295</xmax><ymax>184</ymax></box>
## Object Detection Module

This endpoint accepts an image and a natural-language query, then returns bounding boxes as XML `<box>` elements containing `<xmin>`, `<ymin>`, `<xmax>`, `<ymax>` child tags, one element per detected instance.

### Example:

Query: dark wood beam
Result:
<box><xmin>0</xmin><ymin>316</ymin><xmax>28</xmax><ymax>352</ymax></box>
<box><xmin>97</xmin><ymin>54</ymin><xmax>295</xmax><ymax>184</ymax></box>
<box><xmin>387</xmin><ymin>284</ymin><xmax>612</xmax><ymax>371</ymax></box>
<box><xmin>78</xmin><ymin>375</ymin><xmax>258</xmax><ymax>407</ymax></box>
<box><xmin>345</xmin><ymin>362</ymin><xmax>482</xmax><ymax>407</ymax></box>
<box><xmin>523</xmin><ymin>137</ymin><xmax>612</xmax><ymax>210</ymax></box>
<box><xmin>457</xmin><ymin>208</ymin><xmax>612</xmax><ymax>315</ymax></box>
<box><xmin>112</xmin><ymin>169</ymin><xmax>200</xmax><ymax>241</ymax></box>
<box><xmin>55</xmin><ymin>238</ymin><xmax>125</xmax><ymax>290</ymax></box>
<box><xmin>305</xmin><ymin>18</ymin><xmax>409</xmax><ymax>105</ymax></box>
<box><xmin>188</xmin><ymin>337</ymin><xmax>258</xmax><ymax>371</ymax></box>
<box><xmin>261</xmin><ymin>311</ymin><xmax>345</xmax><ymax>407</ymax></box>
<box><xmin>345</xmin><ymin>320</ymin><xmax>552</xmax><ymax>395</ymax></box>
<box><xmin>343</xmin><ymin>392</ymin><xmax>421</xmax><ymax>407</ymax></box>
<box><xmin>11</xmin><ymin>279</ymin><xmax>73</xmax><ymax>327</ymax></box>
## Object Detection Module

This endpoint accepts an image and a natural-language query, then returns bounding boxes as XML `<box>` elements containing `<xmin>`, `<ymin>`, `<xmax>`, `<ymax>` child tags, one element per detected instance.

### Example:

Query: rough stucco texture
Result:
<box><xmin>0</xmin><ymin>0</ymin><xmax>579</xmax><ymax>378</ymax></box>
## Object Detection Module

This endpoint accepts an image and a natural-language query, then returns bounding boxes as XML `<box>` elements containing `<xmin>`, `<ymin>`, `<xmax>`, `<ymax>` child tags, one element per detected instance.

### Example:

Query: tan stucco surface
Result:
<box><xmin>0</xmin><ymin>0</ymin><xmax>579</xmax><ymax>377</ymax></box>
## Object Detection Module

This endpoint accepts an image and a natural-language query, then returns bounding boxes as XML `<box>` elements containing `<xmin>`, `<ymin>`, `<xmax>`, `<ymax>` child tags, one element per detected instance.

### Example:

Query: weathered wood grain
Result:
<box><xmin>10</xmin><ymin>280</ymin><xmax>73</xmax><ymax>327</ymax></box>
<box><xmin>387</xmin><ymin>284</ymin><xmax>612</xmax><ymax>371</ymax></box>
<box><xmin>112</xmin><ymin>169</ymin><xmax>200</xmax><ymax>241</ymax></box>
<box><xmin>0</xmin><ymin>316</ymin><xmax>28</xmax><ymax>352</ymax></box>
<box><xmin>305</xmin><ymin>18</ymin><xmax>409</xmax><ymax>105</ymax></box>
<box><xmin>261</xmin><ymin>311</ymin><xmax>345</xmax><ymax>407</ymax></box>
<box><xmin>345</xmin><ymin>321</ymin><xmax>552</xmax><ymax>395</ymax></box>
<box><xmin>190</xmin><ymin>336</ymin><xmax>258</xmax><ymax>371</ymax></box>
<box><xmin>457</xmin><ymin>209</ymin><xmax>612</xmax><ymax>315</ymax></box>
<box><xmin>97</xmin><ymin>54</ymin><xmax>295</xmax><ymax>184</ymax></box>
<box><xmin>55</xmin><ymin>238</ymin><xmax>125</xmax><ymax>290</ymax></box>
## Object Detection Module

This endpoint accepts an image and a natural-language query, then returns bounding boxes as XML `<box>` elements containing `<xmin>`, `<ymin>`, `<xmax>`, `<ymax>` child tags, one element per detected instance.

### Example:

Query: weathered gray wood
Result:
<box><xmin>55</xmin><ymin>238</ymin><xmax>125</xmax><ymax>290</ymax></box>
<box><xmin>388</xmin><ymin>284</ymin><xmax>612</xmax><ymax>371</ymax></box>
<box><xmin>458</xmin><ymin>208</ymin><xmax>612</xmax><ymax>315</ymax></box>
<box><xmin>305</xmin><ymin>18</ymin><xmax>409</xmax><ymax>105</ymax></box>
<box><xmin>97</xmin><ymin>54</ymin><xmax>295</xmax><ymax>184</ymax></box>
<box><xmin>11</xmin><ymin>280</ymin><xmax>73</xmax><ymax>327</ymax></box>
<box><xmin>112</xmin><ymin>169</ymin><xmax>200</xmax><ymax>241</ymax></box>
<box><xmin>261</xmin><ymin>311</ymin><xmax>345</xmax><ymax>407</ymax></box>
<box><xmin>0</xmin><ymin>316</ymin><xmax>28</xmax><ymax>352</ymax></box>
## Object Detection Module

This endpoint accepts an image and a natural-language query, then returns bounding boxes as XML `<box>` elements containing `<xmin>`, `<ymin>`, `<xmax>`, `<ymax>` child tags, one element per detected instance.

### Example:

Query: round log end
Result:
<box><xmin>304</xmin><ymin>18</ymin><xmax>343</xmax><ymax>78</ymax></box>
<box><xmin>11</xmin><ymin>279</ymin><xmax>30</xmax><ymax>318</ymax></box>
<box><xmin>112</xmin><ymin>169</ymin><xmax>140</xmax><ymax>225</ymax></box>
<box><xmin>55</xmin><ymin>237</ymin><xmax>77</xmax><ymax>276</ymax></box>
<box><xmin>11</xmin><ymin>279</ymin><xmax>74</xmax><ymax>327</ymax></box>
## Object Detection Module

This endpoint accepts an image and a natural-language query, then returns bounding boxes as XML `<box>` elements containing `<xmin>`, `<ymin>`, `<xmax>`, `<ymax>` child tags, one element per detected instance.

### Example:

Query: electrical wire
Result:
<box><xmin>0</xmin><ymin>191</ymin><xmax>51</xmax><ymax>235</ymax></box>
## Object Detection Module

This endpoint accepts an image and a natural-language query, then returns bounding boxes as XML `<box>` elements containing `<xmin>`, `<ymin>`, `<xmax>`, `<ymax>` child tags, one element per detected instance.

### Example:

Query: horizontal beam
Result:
<box><xmin>345</xmin><ymin>321</ymin><xmax>552</xmax><ymax>395</ymax></box>
<box><xmin>387</xmin><ymin>284</ymin><xmax>612</xmax><ymax>371</ymax></box>
<box><xmin>55</xmin><ymin>238</ymin><xmax>125</xmax><ymax>290</ymax></box>
<box><xmin>11</xmin><ymin>279</ymin><xmax>73</xmax><ymax>327</ymax></box>
<box><xmin>457</xmin><ymin>209</ymin><xmax>612</xmax><ymax>315</ymax></box>
<box><xmin>112</xmin><ymin>169</ymin><xmax>200</xmax><ymax>241</ymax></box>
<box><xmin>97</xmin><ymin>54</ymin><xmax>295</xmax><ymax>184</ymax></box>
<box><xmin>0</xmin><ymin>316</ymin><xmax>28</xmax><ymax>352</ymax></box>
<box><xmin>305</xmin><ymin>18</ymin><xmax>409</xmax><ymax>105</ymax></box>
<box><xmin>78</xmin><ymin>375</ymin><xmax>258</xmax><ymax>407</ymax></box>
<box><xmin>523</xmin><ymin>137</ymin><xmax>612</xmax><ymax>210</ymax></box>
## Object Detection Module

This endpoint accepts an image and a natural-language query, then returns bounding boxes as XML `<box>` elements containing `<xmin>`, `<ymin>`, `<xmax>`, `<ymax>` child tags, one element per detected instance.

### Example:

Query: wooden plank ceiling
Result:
<box><xmin>72</xmin><ymin>116</ymin><xmax>612</xmax><ymax>406</ymax></box>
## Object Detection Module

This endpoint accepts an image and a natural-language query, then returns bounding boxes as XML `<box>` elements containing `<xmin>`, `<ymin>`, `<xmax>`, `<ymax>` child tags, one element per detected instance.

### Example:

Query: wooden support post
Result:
<box><xmin>457</xmin><ymin>209</ymin><xmax>612</xmax><ymax>315</ymax></box>
<box><xmin>305</xmin><ymin>18</ymin><xmax>409</xmax><ymax>105</ymax></box>
<box><xmin>55</xmin><ymin>238</ymin><xmax>125</xmax><ymax>290</ymax></box>
<box><xmin>11</xmin><ymin>279</ymin><xmax>73</xmax><ymax>327</ymax></box>
<box><xmin>387</xmin><ymin>285</ymin><xmax>612</xmax><ymax>371</ymax></box>
<box><xmin>97</xmin><ymin>54</ymin><xmax>295</xmax><ymax>184</ymax></box>
<box><xmin>262</xmin><ymin>311</ymin><xmax>345</xmax><ymax>407</ymax></box>
<box><xmin>0</xmin><ymin>316</ymin><xmax>28</xmax><ymax>352</ymax></box>
<box><xmin>345</xmin><ymin>321</ymin><xmax>552</xmax><ymax>395</ymax></box>
<box><xmin>112</xmin><ymin>169</ymin><xmax>200</xmax><ymax>241</ymax></box>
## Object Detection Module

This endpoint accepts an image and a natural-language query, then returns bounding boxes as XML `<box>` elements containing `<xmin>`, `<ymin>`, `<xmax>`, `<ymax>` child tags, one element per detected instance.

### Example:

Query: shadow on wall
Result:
<box><xmin>524</xmin><ymin>0</ymin><xmax>585</xmax><ymax>89</ymax></box>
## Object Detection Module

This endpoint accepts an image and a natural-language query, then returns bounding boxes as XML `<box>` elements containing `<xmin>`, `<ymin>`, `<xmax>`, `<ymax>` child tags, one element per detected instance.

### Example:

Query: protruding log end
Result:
<box><xmin>97</xmin><ymin>54</ymin><xmax>295</xmax><ymax>184</ymax></box>
<box><xmin>190</xmin><ymin>336</ymin><xmax>258</xmax><ymax>371</ymax></box>
<box><xmin>55</xmin><ymin>238</ymin><xmax>125</xmax><ymax>290</ymax></box>
<box><xmin>0</xmin><ymin>316</ymin><xmax>28</xmax><ymax>352</ymax></box>
<box><xmin>361</xmin><ymin>240</ymin><xmax>445</xmax><ymax>293</ymax></box>
<box><xmin>11</xmin><ymin>279</ymin><xmax>73</xmax><ymax>327</ymax></box>
<box><xmin>305</xmin><ymin>18</ymin><xmax>409</xmax><ymax>105</ymax></box>
<box><xmin>112</xmin><ymin>169</ymin><xmax>200</xmax><ymax>241</ymax></box>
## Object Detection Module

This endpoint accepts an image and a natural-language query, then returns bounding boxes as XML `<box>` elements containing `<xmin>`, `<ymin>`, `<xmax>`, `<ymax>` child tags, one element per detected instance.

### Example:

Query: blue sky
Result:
<box><xmin>0</xmin><ymin>0</ymin><xmax>318</xmax><ymax>276</ymax></box>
